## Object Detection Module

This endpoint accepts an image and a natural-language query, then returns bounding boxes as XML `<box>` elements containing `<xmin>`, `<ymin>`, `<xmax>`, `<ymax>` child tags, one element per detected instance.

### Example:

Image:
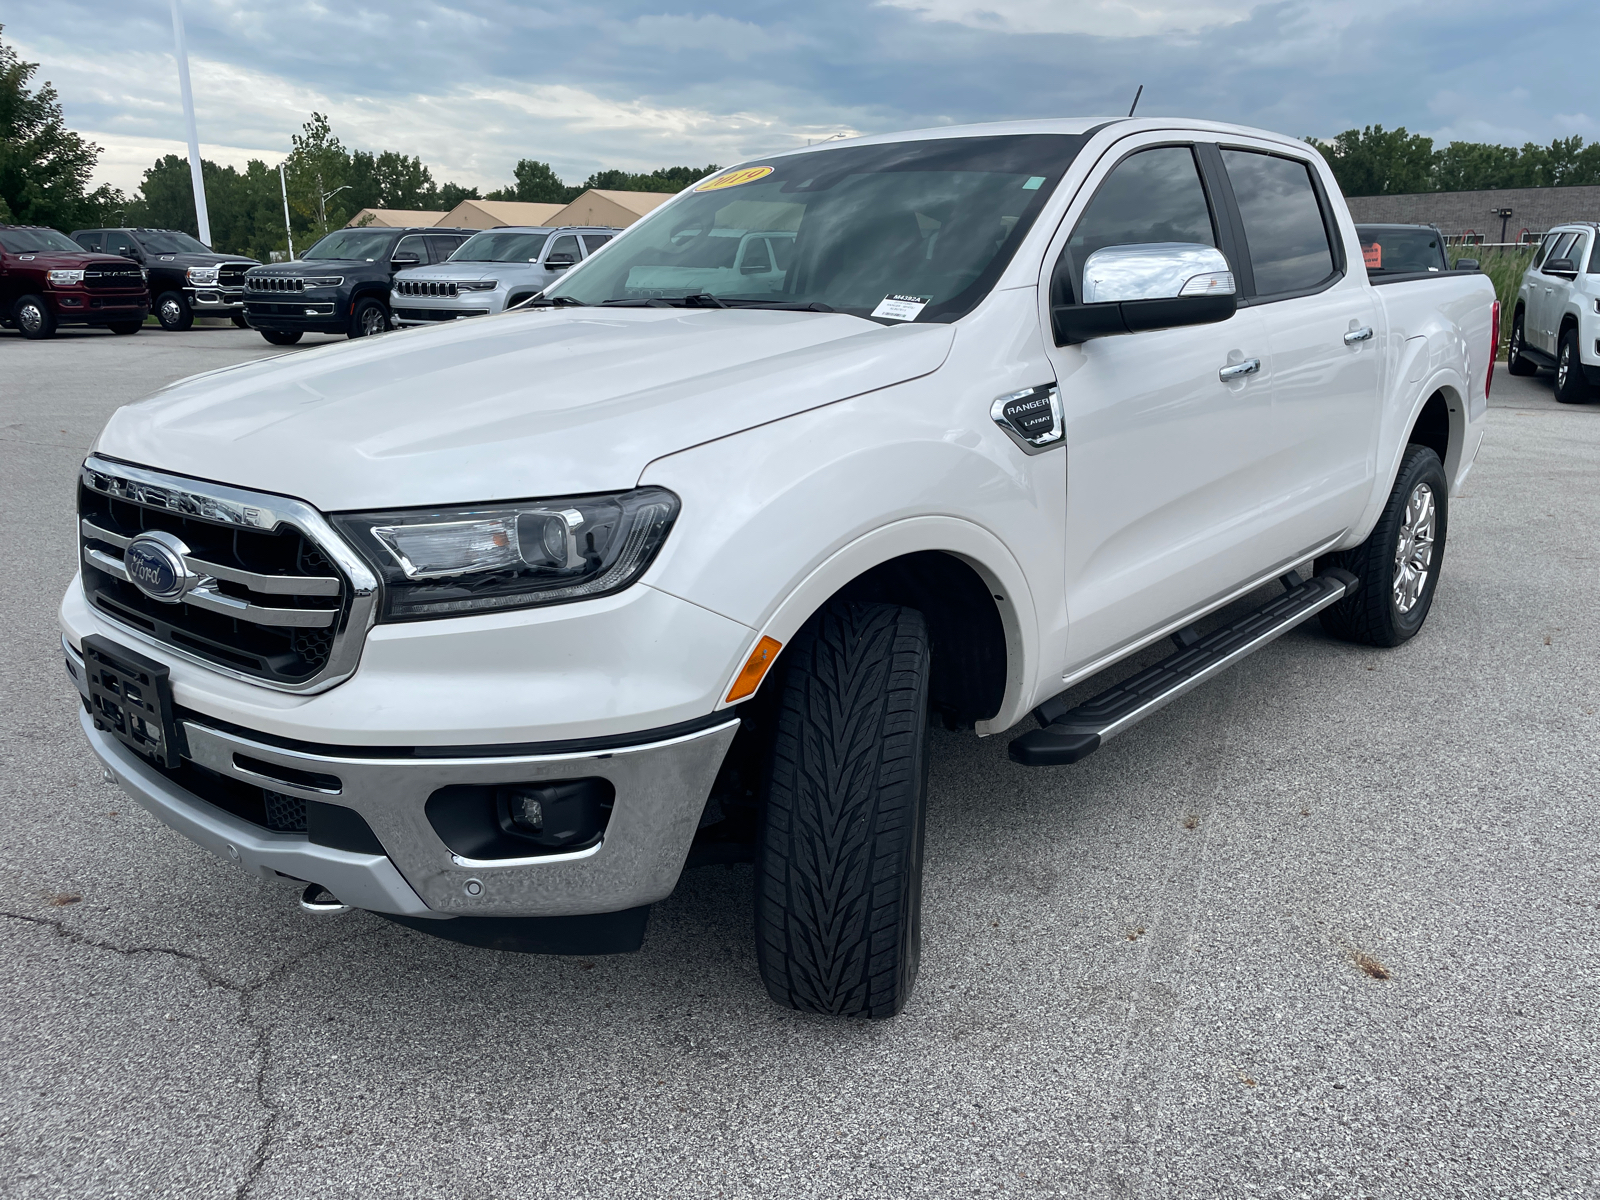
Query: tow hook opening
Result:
<box><xmin>425</xmin><ymin>778</ymin><xmax>615</xmax><ymax>859</ymax></box>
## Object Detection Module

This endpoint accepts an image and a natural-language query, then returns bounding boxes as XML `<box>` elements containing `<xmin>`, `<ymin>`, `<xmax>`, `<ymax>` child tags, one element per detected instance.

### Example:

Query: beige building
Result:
<box><xmin>438</xmin><ymin>199</ymin><xmax>567</xmax><ymax>229</ymax></box>
<box><xmin>547</xmin><ymin>189</ymin><xmax>675</xmax><ymax>228</ymax></box>
<box><xmin>345</xmin><ymin>208</ymin><xmax>446</xmax><ymax>228</ymax></box>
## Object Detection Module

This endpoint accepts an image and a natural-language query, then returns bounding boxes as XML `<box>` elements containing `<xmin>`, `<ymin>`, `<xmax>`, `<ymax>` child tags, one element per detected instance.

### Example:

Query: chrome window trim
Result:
<box><xmin>80</xmin><ymin>455</ymin><xmax>380</xmax><ymax>694</ymax></box>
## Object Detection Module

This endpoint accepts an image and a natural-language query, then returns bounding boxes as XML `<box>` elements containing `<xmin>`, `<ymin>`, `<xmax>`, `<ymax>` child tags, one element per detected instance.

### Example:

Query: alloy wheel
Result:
<box><xmin>160</xmin><ymin>298</ymin><xmax>184</xmax><ymax>327</ymax></box>
<box><xmin>1558</xmin><ymin>342</ymin><xmax>1570</xmax><ymax>390</ymax></box>
<box><xmin>1392</xmin><ymin>482</ymin><xmax>1436</xmax><ymax>614</ymax></box>
<box><xmin>361</xmin><ymin>306</ymin><xmax>387</xmax><ymax>336</ymax></box>
<box><xmin>18</xmin><ymin>303</ymin><xmax>42</xmax><ymax>335</ymax></box>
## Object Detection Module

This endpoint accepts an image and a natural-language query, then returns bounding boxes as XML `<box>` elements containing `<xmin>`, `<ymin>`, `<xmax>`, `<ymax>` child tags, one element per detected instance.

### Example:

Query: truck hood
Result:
<box><xmin>9</xmin><ymin>251</ymin><xmax>138</xmax><ymax>269</ymax></box>
<box><xmin>148</xmin><ymin>251</ymin><xmax>259</xmax><ymax>267</ymax></box>
<box><xmin>94</xmin><ymin>307</ymin><xmax>955</xmax><ymax>510</ymax></box>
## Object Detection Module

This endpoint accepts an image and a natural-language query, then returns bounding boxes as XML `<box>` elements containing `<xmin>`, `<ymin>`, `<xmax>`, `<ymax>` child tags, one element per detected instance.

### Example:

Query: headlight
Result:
<box><xmin>48</xmin><ymin>269</ymin><xmax>85</xmax><ymax>286</ymax></box>
<box><xmin>456</xmin><ymin>280</ymin><xmax>497</xmax><ymax>291</ymax></box>
<box><xmin>304</xmin><ymin>276</ymin><xmax>344</xmax><ymax>288</ymax></box>
<box><xmin>186</xmin><ymin>266</ymin><xmax>219</xmax><ymax>286</ymax></box>
<box><xmin>331</xmin><ymin>487</ymin><xmax>680</xmax><ymax>621</ymax></box>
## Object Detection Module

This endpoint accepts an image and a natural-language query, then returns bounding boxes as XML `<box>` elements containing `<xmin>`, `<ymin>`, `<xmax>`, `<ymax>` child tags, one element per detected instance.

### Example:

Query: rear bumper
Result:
<box><xmin>67</xmin><ymin>640</ymin><xmax>738</xmax><ymax>919</ymax></box>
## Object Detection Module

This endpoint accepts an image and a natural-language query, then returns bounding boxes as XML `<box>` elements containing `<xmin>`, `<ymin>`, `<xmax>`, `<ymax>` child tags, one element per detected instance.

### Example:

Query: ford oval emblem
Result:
<box><xmin>124</xmin><ymin>532</ymin><xmax>193</xmax><ymax>603</ymax></box>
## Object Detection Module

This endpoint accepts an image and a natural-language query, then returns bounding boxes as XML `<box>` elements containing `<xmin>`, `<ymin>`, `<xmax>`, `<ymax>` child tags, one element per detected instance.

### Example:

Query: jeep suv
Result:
<box><xmin>390</xmin><ymin>226</ymin><xmax>620</xmax><ymax>326</ymax></box>
<box><xmin>0</xmin><ymin>225</ymin><xmax>150</xmax><ymax>338</ymax></box>
<box><xmin>1506</xmin><ymin>222</ymin><xmax>1600</xmax><ymax>402</ymax></box>
<box><xmin>71</xmin><ymin>227</ymin><xmax>258</xmax><ymax>331</ymax></box>
<box><xmin>242</xmin><ymin>226</ymin><xmax>473</xmax><ymax>344</ymax></box>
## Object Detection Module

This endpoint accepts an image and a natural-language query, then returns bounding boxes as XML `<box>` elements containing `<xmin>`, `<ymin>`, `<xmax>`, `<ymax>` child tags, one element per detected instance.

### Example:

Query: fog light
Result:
<box><xmin>497</xmin><ymin>780</ymin><xmax>610</xmax><ymax>849</ymax></box>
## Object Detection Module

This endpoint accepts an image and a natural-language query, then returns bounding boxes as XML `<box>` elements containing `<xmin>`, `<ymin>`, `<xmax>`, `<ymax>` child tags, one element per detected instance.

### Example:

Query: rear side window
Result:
<box><xmin>1058</xmin><ymin>145</ymin><xmax>1216</xmax><ymax>302</ymax></box>
<box><xmin>581</xmin><ymin>234</ymin><xmax>613</xmax><ymax>253</ymax></box>
<box><xmin>1222</xmin><ymin>150</ymin><xmax>1335</xmax><ymax>295</ymax></box>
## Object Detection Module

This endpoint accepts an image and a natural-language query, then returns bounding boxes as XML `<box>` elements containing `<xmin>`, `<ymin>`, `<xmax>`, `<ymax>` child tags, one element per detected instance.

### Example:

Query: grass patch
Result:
<box><xmin>1471</xmin><ymin>247</ymin><xmax>1536</xmax><ymax>355</ymax></box>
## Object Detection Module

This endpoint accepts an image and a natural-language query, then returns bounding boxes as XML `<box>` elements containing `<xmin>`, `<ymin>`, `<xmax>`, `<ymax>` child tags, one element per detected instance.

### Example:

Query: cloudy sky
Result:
<box><xmin>6</xmin><ymin>0</ymin><xmax>1595</xmax><ymax>195</ymax></box>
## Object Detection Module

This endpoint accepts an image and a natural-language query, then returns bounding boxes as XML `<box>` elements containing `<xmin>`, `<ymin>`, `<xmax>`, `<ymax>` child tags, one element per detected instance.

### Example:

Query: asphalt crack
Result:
<box><xmin>1</xmin><ymin>908</ymin><xmax>371</xmax><ymax>1199</ymax></box>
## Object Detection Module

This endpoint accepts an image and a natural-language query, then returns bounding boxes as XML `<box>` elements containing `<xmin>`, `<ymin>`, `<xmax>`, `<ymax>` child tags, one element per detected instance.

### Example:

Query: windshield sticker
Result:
<box><xmin>1362</xmin><ymin>242</ymin><xmax>1382</xmax><ymax>269</ymax></box>
<box><xmin>695</xmin><ymin>166</ymin><xmax>775</xmax><ymax>192</ymax></box>
<box><xmin>1023</xmin><ymin>176</ymin><xmax>1046</xmax><ymax>190</ymax></box>
<box><xmin>872</xmin><ymin>294</ymin><xmax>931</xmax><ymax>321</ymax></box>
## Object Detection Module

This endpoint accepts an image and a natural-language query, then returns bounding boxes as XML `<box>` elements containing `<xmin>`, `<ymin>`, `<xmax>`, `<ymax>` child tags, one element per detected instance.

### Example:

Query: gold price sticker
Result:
<box><xmin>694</xmin><ymin>166</ymin><xmax>775</xmax><ymax>192</ymax></box>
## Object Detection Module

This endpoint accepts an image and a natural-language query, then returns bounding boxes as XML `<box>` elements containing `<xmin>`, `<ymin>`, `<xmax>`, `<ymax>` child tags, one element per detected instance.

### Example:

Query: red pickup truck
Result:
<box><xmin>1</xmin><ymin>225</ymin><xmax>150</xmax><ymax>338</ymax></box>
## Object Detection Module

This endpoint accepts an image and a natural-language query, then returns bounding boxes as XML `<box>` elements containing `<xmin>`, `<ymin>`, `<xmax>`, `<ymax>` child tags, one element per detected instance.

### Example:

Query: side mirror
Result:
<box><xmin>1053</xmin><ymin>242</ymin><xmax>1237</xmax><ymax>345</ymax></box>
<box><xmin>544</xmin><ymin>252</ymin><xmax>577</xmax><ymax>270</ymax></box>
<box><xmin>1544</xmin><ymin>257</ymin><xmax>1577</xmax><ymax>276</ymax></box>
<box><xmin>391</xmin><ymin>253</ymin><xmax>421</xmax><ymax>266</ymax></box>
<box><xmin>1453</xmin><ymin>258</ymin><xmax>1480</xmax><ymax>272</ymax></box>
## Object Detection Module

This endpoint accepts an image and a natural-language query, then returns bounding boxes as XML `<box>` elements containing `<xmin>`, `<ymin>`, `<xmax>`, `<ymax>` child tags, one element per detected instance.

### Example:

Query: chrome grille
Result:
<box><xmin>395</xmin><ymin>279</ymin><xmax>461</xmax><ymax>297</ymax></box>
<box><xmin>76</xmin><ymin>458</ymin><xmax>378</xmax><ymax>693</ymax></box>
<box><xmin>247</xmin><ymin>276</ymin><xmax>305</xmax><ymax>292</ymax></box>
<box><xmin>83</xmin><ymin>265</ymin><xmax>144</xmax><ymax>290</ymax></box>
<box><xmin>218</xmin><ymin>263</ymin><xmax>251</xmax><ymax>287</ymax></box>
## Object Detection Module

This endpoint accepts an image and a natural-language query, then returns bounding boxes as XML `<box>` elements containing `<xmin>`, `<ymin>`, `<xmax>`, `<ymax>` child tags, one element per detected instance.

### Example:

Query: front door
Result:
<box><xmin>1041</xmin><ymin>140</ymin><xmax>1277</xmax><ymax>669</ymax></box>
<box><xmin>1217</xmin><ymin>145</ymin><xmax>1382</xmax><ymax>554</ymax></box>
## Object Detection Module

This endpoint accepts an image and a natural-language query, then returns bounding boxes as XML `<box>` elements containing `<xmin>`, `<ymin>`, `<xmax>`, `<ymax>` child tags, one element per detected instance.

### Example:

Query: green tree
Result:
<box><xmin>581</xmin><ymin>164</ymin><xmax>720</xmax><ymax>193</ymax></box>
<box><xmin>0</xmin><ymin>25</ymin><xmax>125</xmax><ymax>229</ymax></box>
<box><xmin>436</xmin><ymin>180</ymin><xmax>480</xmax><ymax>210</ymax></box>
<box><xmin>486</xmin><ymin>158</ymin><xmax>579</xmax><ymax>204</ymax></box>
<box><xmin>1316</xmin><ymin>125</ymin><xmax>1436</xmax><ymax>197</ymax></box>
<box><xmin>283</xmin><ymin>111</ymin><xmax>352</xmax><ymax>237</ymax></box>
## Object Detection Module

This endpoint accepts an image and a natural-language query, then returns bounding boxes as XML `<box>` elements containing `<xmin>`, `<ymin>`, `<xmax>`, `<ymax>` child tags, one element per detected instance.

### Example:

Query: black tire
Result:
<box><xmin>1318</xmin><ymin>444</ymin><xmax>1448</xmax><ymax>648</ymax></box>
<box><xmin>231</xmin><ymin>312</ymin><xmax>250</xmax><ymax>328</ymax></box>
<box><xmin>155</xmin><ymin>291</ymin><xmax>194</xmax><ymax>331</ymax></box>
<box><xmin>1506</xmin><ymin>307</ymin><xmax>1538</xmax><ymax>376</ymax></box>
<box><xmin>755</xmin><ymin>600</ymin><xmax>931</xmax><ymax>1019</ymax></box>
<box><xmin>13</xmin><ymin>294</ymin><xmax>56</xmax><ymax>339</ymax></box>
<box><xmin>349</xmin><ymin>297</ymin><xmax>389</xmax><ymax>338</ymax></box>
<box><xmin>107</xmin><ymin>321</ymin><xmax>143</xmax><ymax>335</ymax></box>
<box><xmin>1553</xmin><ymin>325</ymin><xmax>1592</xmax><ymax>404</ymax></box>
<box><xmin>260</xmin><ymin>330</ymin><xmax>302</xmax><ymax>346</ymax></box>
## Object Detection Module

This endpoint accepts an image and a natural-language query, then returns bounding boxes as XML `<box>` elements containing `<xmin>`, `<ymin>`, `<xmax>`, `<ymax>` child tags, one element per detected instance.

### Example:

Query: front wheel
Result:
<box><xmin>1506</xmin><ymin>309</ymin><xmax>1538</xmax><ymax>376</ymax></box>
<box><xmin>1554</xmin><ymin>326</ymin><xmax>1593</xmax><ymax>404</ymax></box>
<box><xmin>260</xmin><ymin>329</ymin><xmax>302</xmax><ymax>346</ymax></box>
<box><xmin>1318</xmin><ymin>444</ymin><xmax>1448</xmax><ymax>647</ymax></box>
<box><xmin>155</xmin><ymin>291</ymin><xmax>194</xmax><ymax>331</ymax></box>
<box><xmin>755</xmin><ymin>600</ymin><xmax>931</xmax><ymax>1019</ymax></box>
<box><xmin>13</xmin><ymin>295</ymin><xmax>56</xmax><ymax>339</ymax></box>
<box><xmin>349</xmin><ymin>297</ymin><xmax>389</xmax><ymax>338</ymax></box>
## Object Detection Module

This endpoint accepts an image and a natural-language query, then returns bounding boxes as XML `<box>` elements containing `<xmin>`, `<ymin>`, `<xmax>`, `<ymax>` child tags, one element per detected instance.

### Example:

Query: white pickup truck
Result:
<box><xmin>1506</xmin><ymin>221</ymin><xmax>1600</xmax><ymax>402</ymax></box>
<box><xmin>63</xmin><ymin>118</ymin><xmax>1497</xmax><ymax>1019</ymax></box>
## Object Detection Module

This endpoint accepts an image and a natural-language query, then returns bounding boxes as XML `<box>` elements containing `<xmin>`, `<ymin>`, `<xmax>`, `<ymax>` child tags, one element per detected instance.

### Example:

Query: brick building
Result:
<box><xmin>1344</xmin><ymin>185</ymin><xmax>1600</xmax><ymax>242</ymax></box>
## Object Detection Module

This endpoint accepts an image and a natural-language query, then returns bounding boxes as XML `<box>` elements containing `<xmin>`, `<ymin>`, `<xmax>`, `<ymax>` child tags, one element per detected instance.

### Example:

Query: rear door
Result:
<box><xmin>1214</xmin><ymin>143</ymin><xmax>1381</xmax><ymax>557</ymax></box>
<box><xmin>1039</xmin><ymin>137</ymin><xmax>1276</xmax><ymax>666</ymax></box>
<box><xmin>1532</xmin><ymin>229</ymin><xmax>1579</xmax><ymax>352</ymax></box>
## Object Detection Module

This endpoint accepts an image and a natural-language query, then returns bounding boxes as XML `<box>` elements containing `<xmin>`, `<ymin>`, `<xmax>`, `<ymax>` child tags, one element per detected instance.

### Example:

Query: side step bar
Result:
<box><xmin>1009</xmin><ymin>568</ymin><xmax>1358</xmax><ymax>767</ymax></box>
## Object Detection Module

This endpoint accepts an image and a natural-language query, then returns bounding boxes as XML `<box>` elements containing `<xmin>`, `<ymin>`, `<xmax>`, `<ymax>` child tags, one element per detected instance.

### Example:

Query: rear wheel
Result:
<box><xmin>13</xmin><ymin>295</ymin><xmax>55</xmax><ymax>339</ymax></box>
<box><xmin>107</xmin><ymin>321</ymin><xmax>142</xmax><ymax>335</ymax></box>
<box><xmin>1553</xmin><ymin>326</ymin><xmax>1593</xmax><ymax>404</ymax></box>
<box><xmin>1318</xmin><ymin>444</ymin><xmax>1448</xmax><ymax>648</ymax></box>
<box><xmin>755</xmin><ymin>600</ymin><xmax>931</xmax><ymax>1019</ymax></box>
<box><xmin>155</xmin><ymin>291</ymin><xmax>194</xmax><ymax>331</ymax></box>
<box><xmin>260</xmin><ymin>329</ymin><xmax>302</xmax><ymax>346</ymax></box>
<box><xmin>1506</xmin><ymin>308</ymin><xmax>1538</xmax><ymax>376</ymax></box>
<box><xmin>349</xmin><ymin>297</ymin><xmax>389</xmax><ymax>338</ymax></box>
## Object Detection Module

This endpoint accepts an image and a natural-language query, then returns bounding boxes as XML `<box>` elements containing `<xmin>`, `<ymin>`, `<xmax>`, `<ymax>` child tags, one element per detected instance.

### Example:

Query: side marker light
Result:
<box><xmin>726</xmin><ymin>636</ymin><xmax>782</xmax><ymax>702</ymax></box>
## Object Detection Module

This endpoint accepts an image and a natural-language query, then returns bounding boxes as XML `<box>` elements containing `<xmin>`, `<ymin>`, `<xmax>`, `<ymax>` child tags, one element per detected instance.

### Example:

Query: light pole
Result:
<box><xmin>318</xmin><ymin>183</ymin><xmax>352</xmax><ymax>234</ymax></box>
<box><xmin>278</xmin><ymin>162</ymin><xmax>294</xmax><ymax>260</ymax></box>
<box><xmin>169</xmin><ymin>0</ymin><xmax>211</xmax><ymax>247</ymax></box>
<box><xmin>1495</xmin><ymin>207</ymin><xmax>1513</xmax><ymax>250</ymax></box>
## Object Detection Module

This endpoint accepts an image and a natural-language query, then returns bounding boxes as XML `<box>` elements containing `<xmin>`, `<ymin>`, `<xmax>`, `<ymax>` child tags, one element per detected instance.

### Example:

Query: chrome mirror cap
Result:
<box><xmin>1081</xmin><ymin>242</ymin><xmax>1235</xmax><ymax>304</ymax></box>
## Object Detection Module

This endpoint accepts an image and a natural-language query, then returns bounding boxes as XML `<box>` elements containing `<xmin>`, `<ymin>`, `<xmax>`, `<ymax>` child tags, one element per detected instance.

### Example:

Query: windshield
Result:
<box><xmin>450</xmin><ymin>231</ymin><xmax>550</xmax><ymax>263</ymax></box>
<box><xmin>303</xmin><ymin>229</ymin><xmax>396</xmax><ymax>262</ymax></box>
<box><xmin>0</xmin><ymin>228</ymin><xmax>83</xmax><ymax>253</ymax></box>
<box><xmin>1357</xmin><ymin>228</ymin><xmax>1447</xmax><ymax>274</ymax></box>
<box><xmin>134</xmin><ymin>229</ymin><xmax>211</xmax><ymax>254</ymax></box>
<box><xmin>546</xmin><ymin>134</ymin><xmax>1086</xmax><ymax>321</ymax></box>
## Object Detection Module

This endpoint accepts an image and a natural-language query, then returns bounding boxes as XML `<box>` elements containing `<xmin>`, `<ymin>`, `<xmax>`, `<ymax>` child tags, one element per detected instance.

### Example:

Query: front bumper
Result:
<box><xmin>48</xmin><ymin>290</ymin><xmax>150</xmax><ymax>323</ymax></box>
<box><xmin>242</xmin><ymin>298</ymin><xmax>346</xmax><ymax>333</ymax></box>
<box><xmin>68</xmin><ymin>639</ymin><xmax>738</xmax><ymax>918</ymax></box>
<box><xmin>390</xmin><ymin>292</ymin><xmax>502</xmax><ymax>325</ymax></box>
<box><xmin>186</xmin><ymin>286</ymin><xmax>245</xmax><ymax>313</ymax></box>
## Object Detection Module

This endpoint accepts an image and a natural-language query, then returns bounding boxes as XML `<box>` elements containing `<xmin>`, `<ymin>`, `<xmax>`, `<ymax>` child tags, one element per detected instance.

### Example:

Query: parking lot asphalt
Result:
<box><xmin>2</xmin><ymin>324</ymin><xmax>1597</xmax><ymax>1199</ymax></box>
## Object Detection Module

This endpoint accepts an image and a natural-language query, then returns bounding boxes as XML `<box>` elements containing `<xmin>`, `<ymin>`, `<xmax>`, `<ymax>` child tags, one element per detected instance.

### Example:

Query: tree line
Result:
<box><xmin>1315</xmin><ymin>124</ymin><xmax>1600</xmax><ymax>198</ymax></box>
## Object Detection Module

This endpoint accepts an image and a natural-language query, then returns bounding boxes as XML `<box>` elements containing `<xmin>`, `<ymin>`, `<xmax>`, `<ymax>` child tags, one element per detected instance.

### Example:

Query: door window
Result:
<box><xmin>394</xmin><ymin>235</ymin><xmax>430</xmax><ymax>265</ymax></box>
<box><xmin>74</xmin><ymin>231</ymin><xmax>104</xmax><ymax>252</ymax></box>
<box><xmin>1221</xmin><ymin>150</ymin><xmax>1335</xmax><ymax>296</ymax></box>
<box><xmin>427</xmin><ymin>234</ymin><xmax>468</xmax><ymax>261</ymax></box>
<box><xmin>545</xmin><ymin>234</ymin><xmax>581</xmax><ymax>264</ymax></box>
<box><xmin>105</xmin><ymin>231</ymin><xmax>140</xmax><ymax>258</ymax></box>
<box><xmin>1057</xmin><ymin>145</ymin><xmax>1216</xmax><ymax>302</ymax></box>
<box><xmin>1541</xmin><ymin>232</ymin><xmax>1578</xmax><ymax>271</ymax></box>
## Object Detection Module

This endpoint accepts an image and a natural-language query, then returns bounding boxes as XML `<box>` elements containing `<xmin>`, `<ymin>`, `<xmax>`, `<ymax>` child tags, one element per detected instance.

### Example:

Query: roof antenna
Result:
<box><xmin>1128</xmin><ymin>85</ymin><xmax>1144</xmax><ymax>118</ymax></box>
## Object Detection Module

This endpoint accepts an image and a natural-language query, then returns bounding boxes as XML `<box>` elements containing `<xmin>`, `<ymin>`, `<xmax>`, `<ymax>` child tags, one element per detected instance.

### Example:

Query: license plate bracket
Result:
<box><xmin>82</xmin><ymin>636</ymin><xmax>186</xmax><ymax>769</ymax></box>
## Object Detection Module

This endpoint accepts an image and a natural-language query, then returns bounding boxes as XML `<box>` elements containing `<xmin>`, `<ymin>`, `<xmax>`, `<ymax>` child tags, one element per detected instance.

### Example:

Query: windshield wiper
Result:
<box><xmin>714</xmin><ymin>299</ymin><xmax>835</xmax><ymax>313</ymax></box>
<box><xmin>521</xmin><ymin>295</ymin><xmax>588</xmax><ymax>308</ymax></box>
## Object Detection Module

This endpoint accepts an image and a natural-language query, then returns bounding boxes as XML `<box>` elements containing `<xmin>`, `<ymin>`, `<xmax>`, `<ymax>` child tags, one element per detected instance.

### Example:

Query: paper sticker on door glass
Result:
<box><xmin>1362</xmin><ymin>242</ymin><xmax>1382</xmax><ymax>269</ymax></box>
<box><xmin>871</xmin><ymin>294</ymin><xmax>932</xmax><ymax>321</ymax></box>
<box><xmin>695</xmin><ymin>166</ymin><xmax>775</xmax><ymax>192</ymax></box>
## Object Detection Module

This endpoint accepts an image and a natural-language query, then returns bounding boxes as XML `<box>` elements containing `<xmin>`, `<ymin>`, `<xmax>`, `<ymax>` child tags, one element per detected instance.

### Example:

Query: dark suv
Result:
<box><xmin>241</xmin><ymin>226</ymin><xmax>474</xmax><ymax>344</ymax></box>
<box><xmin>71</xmin><ymin>227</ymin><xmax>258</xmax><ymax>330</ymax></box>
<box><xmin>0</xmin><ymin>225</ymin><xmax>150</xmax><ymax>338</ymax></box>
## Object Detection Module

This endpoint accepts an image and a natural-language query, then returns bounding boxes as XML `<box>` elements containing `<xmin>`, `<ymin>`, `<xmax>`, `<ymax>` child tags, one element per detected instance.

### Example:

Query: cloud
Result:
<box><xmin>876</xmin><ymin>0</ymin><xmax>1255</xmax><ymax>37</ymax></box>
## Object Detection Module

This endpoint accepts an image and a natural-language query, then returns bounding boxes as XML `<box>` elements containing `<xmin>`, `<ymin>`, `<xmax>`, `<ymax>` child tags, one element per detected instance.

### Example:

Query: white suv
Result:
<box><xmin>1507</xmin><ymin>223</ymin><xmax>1600</xmax><ymax>402</ymax></box>
<box><xmin>390</xmin><ymin>226</ymin><xmax>620</xmax><ymax>326</ymax></box>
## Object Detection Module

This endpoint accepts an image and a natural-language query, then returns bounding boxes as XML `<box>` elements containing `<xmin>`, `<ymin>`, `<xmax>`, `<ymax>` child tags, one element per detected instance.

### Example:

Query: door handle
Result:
<box><xmin>1218</xmin><ymin>357</ymin><xmax>1261</xmax><ymax>381</ymax></box>
<box><xmin>1343</xmin><ymin>326</ymin><xmax>1375</xmax><ymax>345</ymax></box>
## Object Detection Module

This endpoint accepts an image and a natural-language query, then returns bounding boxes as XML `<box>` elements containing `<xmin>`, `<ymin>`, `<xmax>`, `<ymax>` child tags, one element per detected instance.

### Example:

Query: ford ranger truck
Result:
<box><xmin>242</xmin><ymin>226</ymin><xmax>473</xmax><ymax>344</ymax></box>
<box><xmin>1</xmin><ymin>225</ymin><xmax>150</xmax><ymax>338</ymax></box>
<box><xmin>62</xmin><ymin>119</ymin><xmax>1498</xmax><ymax>1019</ymax></box>
<box><xmin>391</xmin><ymin>226</ymin><xmax>621</xmax><ymax>326</ymax></box>
<box><xmin>71</xmin><ymin>228</ymin><xmax>259</xmax><ymax>331</ymax></box>
<box><xmin>1506</xmin><ymin>222</ymin><xmax>1600</xmax><ymax>402</ymax></box>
